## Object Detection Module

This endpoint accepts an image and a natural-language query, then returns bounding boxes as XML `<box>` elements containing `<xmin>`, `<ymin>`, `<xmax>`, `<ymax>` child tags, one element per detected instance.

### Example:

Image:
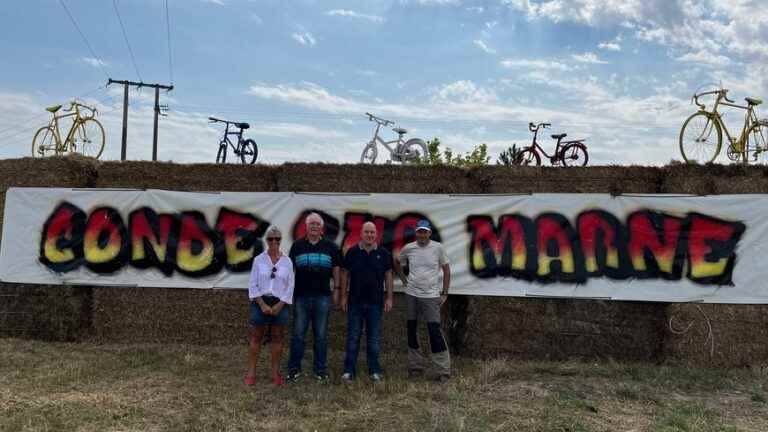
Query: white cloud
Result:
<box><xmin>473</xmin><ymin>39</ymin><xmax>496</xmax><ymax>54</ymax></box>
<box><xmin>598</xmin><ymin>42</ymin><xmax>621</xmax><ymax>51</ymax></box>
<box><xmin>571</xmin><ymin>52</ymin><xmax>609</xmax><ymax>64</ymax></box>
<box><xmin>249</xmin><ymin>14</ymin><xmax>263</xmax><ymax>24</ymax></box>
<box><xmin>466</xmin><ymin>6</ymin><xmax>484</xmax><ymax>13</ymax></box>
<box><xmin>201</xmin><ymin>0</ymin><xmax>225</xmax><ymax>5</ymax></box>
<box><xmin>80</xmin><ymin>57</ymin><xmax>109</xmax><ymax>68</ymax></box>
<box><xmin>326</xmin><ymin>9</ymin><xmax>385</xmax><ymax>23</ymax></box>
<box><xmin>291</xmin><ymin>32</ymin><xmax>316</xmax><ymax>46</ymax></box>
<box><xmin>677</xmin><ymin>50</ymin><xmax>731</xmax><ymax>67</ymax></box>
<box><xmin>500</xmin><ymin>58</ymin><xmax>572</xmax><ymax>71</ymax></box>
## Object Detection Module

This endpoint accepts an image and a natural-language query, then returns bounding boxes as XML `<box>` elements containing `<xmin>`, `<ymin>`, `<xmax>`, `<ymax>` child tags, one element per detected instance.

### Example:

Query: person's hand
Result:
<box><xmin>332</xmin><ymin>290</ymin><xmax>340</xmax><ymax>308</ymax></box>
<box><xmin>340</xmin><ymin>297</ymin><xmax>348</xmax><ymax>313</ymax></box>
<box><xmin>399</xmin><ymin>276</ymin><xmax>408</xmax><ymax>286</ymax></box>
<box><xmin>259</xmin><ymin>303</ymin><xmax>273</xmax><ymax>315</ymax></box>
<box><xmin>272</xmin><ymin>303</ymin><xmax>284</xmax><ymax>316</ymax></box>
<box><xmin>384</xmin><ymin>295</ymin><xmax>394</xmax><ymax>312</ymax></box>
<box><xmin>439</xmin><ymin>294</ymin><xmax>448</xmax><ymax>306</ymax></box>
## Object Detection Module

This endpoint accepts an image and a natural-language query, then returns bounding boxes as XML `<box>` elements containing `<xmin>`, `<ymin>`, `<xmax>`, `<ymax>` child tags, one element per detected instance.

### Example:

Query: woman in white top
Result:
<box><xmin>245</xmin><ymin>226</ymin><xmax>294</xmax><ymax>387</ymax></box>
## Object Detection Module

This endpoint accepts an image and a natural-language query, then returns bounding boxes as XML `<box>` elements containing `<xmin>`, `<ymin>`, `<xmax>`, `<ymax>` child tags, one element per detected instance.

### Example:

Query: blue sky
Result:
<box><xmin>1</xmin><ymin>0</ymin><xmax>767</xmax><ymax>165</ymax></box>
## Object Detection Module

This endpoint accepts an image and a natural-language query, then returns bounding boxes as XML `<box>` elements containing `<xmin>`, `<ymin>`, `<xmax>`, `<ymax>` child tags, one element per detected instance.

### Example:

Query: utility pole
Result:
<box><xmin>107</xmin><ymin>79</ymin><xmax>174</xmax><ymax>161</ymax></box>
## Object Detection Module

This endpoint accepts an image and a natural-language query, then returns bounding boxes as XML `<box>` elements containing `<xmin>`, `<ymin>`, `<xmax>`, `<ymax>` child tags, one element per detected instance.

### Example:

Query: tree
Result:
<box><xmin>419</xmin><ymin>137</ymin><xmax>490</xmax><ymax>168</ymax></box>
<box><xmin>496</xmin><ymin>144</ymin><xmax>522</xmax><ymax>166</ymax></box>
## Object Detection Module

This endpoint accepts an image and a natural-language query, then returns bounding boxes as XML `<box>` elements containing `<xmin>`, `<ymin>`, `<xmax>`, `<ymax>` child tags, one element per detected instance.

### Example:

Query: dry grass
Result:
<box><xmin>1</xmin><ymin>339</ymin><xmax>767</xmax><ymax>432</ymax></box>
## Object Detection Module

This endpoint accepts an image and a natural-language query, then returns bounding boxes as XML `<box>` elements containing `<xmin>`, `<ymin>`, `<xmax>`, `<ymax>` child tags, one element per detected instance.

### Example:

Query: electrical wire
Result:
<box><xmin>112</xmin><ymin>0</ymin><xmax>144</xmax><ymax>82</ymax></box>
<box><xmin>58</xmin><ymin>0</ymin><xmax>110</xmax><ymax>79</ymax></box>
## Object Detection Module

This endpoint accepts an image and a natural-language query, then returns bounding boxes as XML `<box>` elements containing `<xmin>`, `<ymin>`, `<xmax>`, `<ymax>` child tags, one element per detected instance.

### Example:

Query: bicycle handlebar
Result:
<box><xmin>366</xmin><ymin>112</ymin><xmax>394</xmax><ymax>126</ymax></box>
<box><xmin>529</xmin><ymin>122</ymin><xmax>551</xmax><ymax>132</ymax></box>
<box><xmin>209</xmin><ymin>116</ymin><xmax>235</xmax><ymax>124</ymax></box>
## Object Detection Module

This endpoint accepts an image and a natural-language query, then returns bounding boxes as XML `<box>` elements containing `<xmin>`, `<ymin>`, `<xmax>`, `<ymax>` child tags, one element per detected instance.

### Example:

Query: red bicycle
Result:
<box><xmin>516</xmin><ymin>122</ymin><xmax>589</xmax><ymax>166</ymax></box>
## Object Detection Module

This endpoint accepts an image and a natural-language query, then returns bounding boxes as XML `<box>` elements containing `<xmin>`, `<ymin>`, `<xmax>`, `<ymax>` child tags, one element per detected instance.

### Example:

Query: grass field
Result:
<box><xmin>1</xmin><ymin>338</ymin><xmax>767</xmax><ymax>432</ymax></box>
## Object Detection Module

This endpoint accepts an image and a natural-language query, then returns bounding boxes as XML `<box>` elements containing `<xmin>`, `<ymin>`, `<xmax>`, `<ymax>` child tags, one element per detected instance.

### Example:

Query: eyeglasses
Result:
<box><xmin>266</xmin><ymin>237</ymin><xmax>281</xmax><ymax>242</ymax></box>
<box><xmin>270</xmin><ymin>266</ymin><xmax>277</xmax><ymax>279</ymax></box>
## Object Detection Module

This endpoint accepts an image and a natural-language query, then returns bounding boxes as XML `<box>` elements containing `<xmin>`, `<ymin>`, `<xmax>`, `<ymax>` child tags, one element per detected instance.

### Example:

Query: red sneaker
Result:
<box><xmin>244</xmin><ymin>375</ymin><xmax>257</xmax><ymax>386</ymax></box>
<box><xmin>272</xmin><ymin>374</ymin><xmax>285</xmax><ymax>387</ymax></box>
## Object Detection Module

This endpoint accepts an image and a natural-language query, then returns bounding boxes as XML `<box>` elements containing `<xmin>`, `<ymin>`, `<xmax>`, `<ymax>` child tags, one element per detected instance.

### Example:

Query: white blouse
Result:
<box><xmin>248</xmin><ymin>251</ymin><xmax>295</xmax><ymax>304</ymax></box>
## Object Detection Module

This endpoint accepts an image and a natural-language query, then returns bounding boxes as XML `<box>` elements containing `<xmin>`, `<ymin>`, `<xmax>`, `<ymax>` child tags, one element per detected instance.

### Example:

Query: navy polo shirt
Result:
<box><xmin>343</xmin><ymin>244</ymin><xmax>392</xmax><ymax>305</ymax></box>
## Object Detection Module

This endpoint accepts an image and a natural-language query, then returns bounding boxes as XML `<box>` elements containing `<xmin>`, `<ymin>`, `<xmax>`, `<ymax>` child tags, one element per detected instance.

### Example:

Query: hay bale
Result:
<box><xmin>0</xmin><ymin>283</ymin><xmax>92</xmax><ymax>341</ymax></box>
<box><xmin>662</xmin><ymin>163</ymin><xmax>768</xmax><ymax>194</ymax></box>
<box><xmin>459</xmin><ymin>297</ymin><xmax>665</xmax><ymax>361</ymax></box>
<box><xmin>471</xmin><ymin>165</ymin><xmax>664</xmax><ymax>194</ymax></box>
<box><xmin>95</xmin><ymin>161</ymin><xmax>279</xmax><ymax>192</ymax></box>
<box><xmin>664</xmin><ymin>303</ymin><xmax>768</xmax><ymax>367</ymax></box>
<box><xmin>276</xmin><ymin>163</ymin><xmax>480</xmax><ymax>194</ymax></box>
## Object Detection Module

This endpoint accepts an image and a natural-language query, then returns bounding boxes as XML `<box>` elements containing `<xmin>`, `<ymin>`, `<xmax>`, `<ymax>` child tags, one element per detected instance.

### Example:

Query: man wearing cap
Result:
<box><xmin>394</xmin><ymin>219</ymin><xmax>451</xmax><ymax>381</ymax></box>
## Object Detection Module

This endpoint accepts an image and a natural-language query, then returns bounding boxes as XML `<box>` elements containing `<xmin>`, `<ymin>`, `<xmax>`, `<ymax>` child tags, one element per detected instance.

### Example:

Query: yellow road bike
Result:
<box><xmin>32</xmin><ymin>100</ymin><xmax>105</xmax><ymax>158</ymax></box>
<box><xmin>679</xmin><ymin>88</ymin><xmax>768</xmax><ymax>164</ymax></box>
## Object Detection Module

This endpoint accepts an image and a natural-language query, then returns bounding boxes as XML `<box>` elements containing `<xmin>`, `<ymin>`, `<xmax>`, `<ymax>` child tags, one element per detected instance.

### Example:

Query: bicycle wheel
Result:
<box><xmin>70</xmin><ymin>118</ymin><xmax>105</xmax><ymax>158</ymax></box>
<box><xmin>31</xmin><ymin>126</ymin><xmax>57</xmax><ymax>157</ymax></box>
<box><xmin>360</xmin><ymin>142</ymin><xmax>377</xmax><ymax>164</ymax></box>
<box><xmin>515</xmin><ymin>148</ymin><xmax>541</xmax><ymax>166</ymax></box>
<box><xmin>679</xmin><ymin>112</ymin><xmax>722</xmax><ymax>163</ymax></box>
<box><xmin>402</xmin><ymin>138</ymin><xmax>428</xmax><ymax>163</ymax></box>
<box><xmin>216</xmin><ymin>142</ymin><xmax>227</xmax><ymax>163</ymax></box>
<box><xmin>560</xmin><ymin>143</ymin><xmax>588</xmax><ymax>167</ymax></box>
<box><xmin>239</xmin><ymin>139</ymin><xmax>258</xmax><ymax>164</ymax></box>
<box><xmin>745</xmin><ymin>122</ymin><xmax>768</xmax><ymax>164</ymax></box>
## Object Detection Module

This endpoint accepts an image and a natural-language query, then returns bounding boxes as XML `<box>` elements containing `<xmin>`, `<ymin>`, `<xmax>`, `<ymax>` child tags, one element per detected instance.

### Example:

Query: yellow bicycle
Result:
<box><xmin>679</xmin><ymin>87</ymin><xmax>768</xmax><ymax>164</ymax></box>
<box><xmin>32</xmin><ymin>100</ymin><xmax>105</xmax><ymax>158</ymax></box>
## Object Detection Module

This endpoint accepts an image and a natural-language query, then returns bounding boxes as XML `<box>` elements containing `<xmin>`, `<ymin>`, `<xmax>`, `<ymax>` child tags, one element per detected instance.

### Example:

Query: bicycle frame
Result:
<box><xmin>219</xmin><ymin>123</ymin><xmax>245</xmax><ymax>152</ymax></box>
<box><xmin>49</xmin><ymin>104</ymin><xmax>91</xmax><ymax>153</ymax></box>
<box><xmin>369</xmin><ymin>122</ymin><xmax>403</xmax><ymax>154</ymax></box>
<box><xmin>696</xmin><ymin>91</ymin><xmax>759</xmax><ymax>149</ymax></box>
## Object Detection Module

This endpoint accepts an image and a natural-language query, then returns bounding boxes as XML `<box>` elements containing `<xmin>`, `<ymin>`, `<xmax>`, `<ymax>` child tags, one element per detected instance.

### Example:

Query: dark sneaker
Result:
<box><xmin>407</xmin><ymin>369</ymin><xmax>424</xmax><ymax>380</ymax></box>
<box><xmin>314</xmin><ymin>373</ymin><xmax>329</xmax><ymax>383</ymax></box>
<box><xmin>286</xmin><ymin>371</ymin><xmax>302</xmax><ymax>383</ymax></box>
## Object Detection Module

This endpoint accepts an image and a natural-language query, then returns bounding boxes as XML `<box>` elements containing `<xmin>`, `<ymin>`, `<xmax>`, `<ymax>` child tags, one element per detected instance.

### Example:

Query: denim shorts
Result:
<box><xmin>249</xmin><ymin>297</ymin><xmax>289</xmax><ymax>327</ymax></box>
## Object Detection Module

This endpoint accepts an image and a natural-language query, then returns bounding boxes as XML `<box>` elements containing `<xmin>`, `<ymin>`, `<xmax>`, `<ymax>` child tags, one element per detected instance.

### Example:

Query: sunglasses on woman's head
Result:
<box><xmin>266</xmin><ymin>237</ymin><xmax>281</xmax><ymax>242</ymax></box>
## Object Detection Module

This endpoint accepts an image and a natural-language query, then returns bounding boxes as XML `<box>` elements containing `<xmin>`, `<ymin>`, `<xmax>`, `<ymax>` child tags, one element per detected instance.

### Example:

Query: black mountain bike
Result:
<box><xmin>209</xmin><ymin>117</ymin><xmax>258</xmax><ymax>164</ymax></box>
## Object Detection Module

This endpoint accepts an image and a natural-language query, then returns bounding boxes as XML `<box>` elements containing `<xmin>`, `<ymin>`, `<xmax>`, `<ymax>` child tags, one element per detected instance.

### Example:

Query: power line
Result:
<box><xmin>112</xmin><ymin>0</ymin><xmax>143</xmax><ymax>82</ymax></box>
<box><xmin>57</xmin><ymin>0</ymin><xmax>110</xmax><ymax>79</ymax></box>
<box><xmin>165</xmin><ymin>0</ymin><xmax>174</xmax><ymax>84</ymax></box>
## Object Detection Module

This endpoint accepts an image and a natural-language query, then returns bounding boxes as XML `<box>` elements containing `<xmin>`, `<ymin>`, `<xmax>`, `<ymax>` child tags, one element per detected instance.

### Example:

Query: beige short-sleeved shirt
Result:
<box><xmin>398</xmin><ymin>240</ymin><xmax>449</xmax><ymax>298</ymax></box>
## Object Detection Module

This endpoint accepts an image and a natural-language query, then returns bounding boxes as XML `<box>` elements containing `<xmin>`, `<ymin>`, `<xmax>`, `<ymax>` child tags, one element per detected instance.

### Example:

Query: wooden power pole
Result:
<box><xmin>107</xmin><ymin>79</ymin><xmax>174</xmax><ymax>161</ymax></box>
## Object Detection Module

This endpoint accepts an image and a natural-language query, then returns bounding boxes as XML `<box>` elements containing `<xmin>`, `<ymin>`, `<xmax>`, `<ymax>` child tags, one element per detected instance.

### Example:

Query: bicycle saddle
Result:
<box><xmin>746</xmin><ymin>97</ymin><xmax>763</xmax><ymax>106</ymax></box>
<box><xmin>236</xmin><ymin>123</ymin><xmax>250</xmax><ymax>129</ymax></box>
<box><xmin>46</xmin><ymin>105</ymin><xmax>62</xmax><ymax>113</ymax></box>
<box><xmin>393</xmin><ymin>127</ymin><xmax>407</xmax><ymax>135</ymax></box>
<box><xmin>551</xmin><ymin>133</ymin><xmax>567</xmax><ymax>140</ymax></box>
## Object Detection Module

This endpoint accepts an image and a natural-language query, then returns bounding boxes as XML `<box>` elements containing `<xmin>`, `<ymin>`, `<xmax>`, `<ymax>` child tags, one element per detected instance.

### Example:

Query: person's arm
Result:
<box><xmin>340</xmin><ymin>269</ymin><xmax>349</xmax><ymax>312</ymax></box>
<box><xmin>439</xmin><ymin>263</ymin><xmax>451</xmax><ymax>306</ymax></box>
<box><xmin>271</xmin><ymin>300</ymin><xmax>285</xmax><ymax>316</ymax></box>
<box><xmin>393</xmin><ymin>250</ymin><xmax>408</xmax><ymax>286</ymax></box>
<box><xmin>384</xmin><ymin>270</ymin><xmax>394</xmax><ymax>312</ymax></box>
<box><xmin>249</xmin><ymin>256</ymin><xmax>272</xmax><ymax>314</ymax></box>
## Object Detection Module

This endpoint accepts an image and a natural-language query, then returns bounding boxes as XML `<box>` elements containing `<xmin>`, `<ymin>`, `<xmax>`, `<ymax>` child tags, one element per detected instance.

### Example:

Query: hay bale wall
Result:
<box><xmin>0</xmin><ymin>157</ymin><xmax>96</xmax><ymax>340</ymax></box>
<box><xmin>0</xmin><ymin>158</ymin><xmax>767</xmax><ymax>367</ymax></box>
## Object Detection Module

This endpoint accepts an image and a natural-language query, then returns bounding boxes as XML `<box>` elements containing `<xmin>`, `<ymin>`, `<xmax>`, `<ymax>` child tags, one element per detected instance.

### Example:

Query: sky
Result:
<box><xmin>1</xmin><ymin>0</ymin><xmax>767</xmax><ymax>165</ymax></box>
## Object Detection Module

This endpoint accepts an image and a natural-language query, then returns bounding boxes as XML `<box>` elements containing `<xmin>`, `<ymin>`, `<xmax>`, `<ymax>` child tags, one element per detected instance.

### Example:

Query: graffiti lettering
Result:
<box><xmin>338</xmin><ymin>212</ymin><xmax>441</xmax><ymax>258</ymax></box>
<box><xmin>39</xmin><ymin>202</ymin><xmax>269</xmax><ymax>277</ymax></box>
<box><xmin>467</xmin><ymin>209</ymin><xmax>745</xmax><ymax>286</ymax></box>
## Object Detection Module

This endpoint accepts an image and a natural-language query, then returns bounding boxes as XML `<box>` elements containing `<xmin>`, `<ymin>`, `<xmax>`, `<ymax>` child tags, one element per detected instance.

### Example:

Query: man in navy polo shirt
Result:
<box><xmin>340</xmin><ymin>221</ymin><xmax>394</xmax><ymax>382</ymax></box>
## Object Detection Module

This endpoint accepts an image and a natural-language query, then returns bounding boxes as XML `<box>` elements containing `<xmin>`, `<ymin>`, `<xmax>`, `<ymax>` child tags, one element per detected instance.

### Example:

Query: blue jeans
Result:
<box><xmin>343</xmin><ymin>303</ymin><xmax>383</xmax><ymax>377</ymax></box>
<box><xmin>287</xmin><ymin>295</ymin><xmax>331</xmax><ymax>376</ymax></box>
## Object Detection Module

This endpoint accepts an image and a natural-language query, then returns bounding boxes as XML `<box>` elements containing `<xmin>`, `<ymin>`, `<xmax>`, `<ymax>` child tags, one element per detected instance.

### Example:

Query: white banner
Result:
<box><xmin>0</xmin><ymin>187</ymin><xmax>765</xmax><ymax>303</ymax></box>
